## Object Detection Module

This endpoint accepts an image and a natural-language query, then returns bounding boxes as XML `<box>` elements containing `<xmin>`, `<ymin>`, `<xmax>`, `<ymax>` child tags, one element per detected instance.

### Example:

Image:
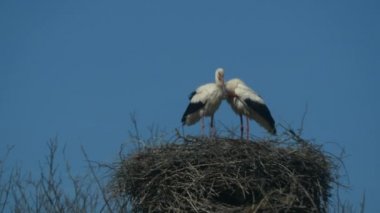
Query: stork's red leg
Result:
<box><xmin>240</xmin><ymin>114</ymin><xmax>243</xmax><ymax>139</ymax></box>
<box><xmin>246</xmin><ymin>116</ymin><xmax>250</xmax><ymax>141</ymax></box>
<box><xmin>201</xmin><ymin>116</ymin><xmax>205</xmax><ymax>136</ymax></box>
<box><xmin>210</xmin><ymin>114</ymin><xmax>215</xmax><ymax>137</ymax></box>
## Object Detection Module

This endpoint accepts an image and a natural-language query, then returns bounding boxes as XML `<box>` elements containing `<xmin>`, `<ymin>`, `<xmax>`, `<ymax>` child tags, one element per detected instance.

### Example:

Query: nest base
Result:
<box><xmin>111</xmin><ymin>136</ymin><xmax>334</xmax><ymax>212</ymax></box>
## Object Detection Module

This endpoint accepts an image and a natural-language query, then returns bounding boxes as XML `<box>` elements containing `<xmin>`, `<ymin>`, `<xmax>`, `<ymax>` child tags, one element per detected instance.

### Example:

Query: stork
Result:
<box><xmin>225</xmin><ymin>78</ymin><xmax>276</xmax><ymax>140</ymax></box>
<box><xmin>181</xmin><ymin>68</ymin><xmax>225</xmax><ymax>136</ymax></box>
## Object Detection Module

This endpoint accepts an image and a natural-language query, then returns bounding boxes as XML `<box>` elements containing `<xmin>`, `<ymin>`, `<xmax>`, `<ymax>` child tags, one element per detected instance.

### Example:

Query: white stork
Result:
<box><xmin>181</xmin><ymin>68</ymin><xmax>225</xmax><ymax>136</ymax></box>
<box><xmin>225</xmin><ymin>78</ymin><xmax>276</xmax><ymax>139</ymax></box>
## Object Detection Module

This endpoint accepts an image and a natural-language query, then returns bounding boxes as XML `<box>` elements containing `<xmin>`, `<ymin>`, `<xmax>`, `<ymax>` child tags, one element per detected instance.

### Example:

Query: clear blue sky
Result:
<box><xmin>1</xmin><ymin>0</ymin><xmax>379</xmax><ymax>211</ymax></box>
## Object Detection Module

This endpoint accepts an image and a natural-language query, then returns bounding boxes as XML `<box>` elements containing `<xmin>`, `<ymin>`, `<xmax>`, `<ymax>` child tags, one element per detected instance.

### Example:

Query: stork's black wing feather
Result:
<box><xmin>245</xmin><ymin>99</ymin><xmax>276</xmax><ymax>134</ymax></box>
<box><xmin>188</xmin><ymin>91</ymin><xmax>197</xmax><ymax>100</ymax></box>
<box><xmin>181</xmin><ymin>101</ymin><xmax>205</xmax><ymax>124</ymax></box>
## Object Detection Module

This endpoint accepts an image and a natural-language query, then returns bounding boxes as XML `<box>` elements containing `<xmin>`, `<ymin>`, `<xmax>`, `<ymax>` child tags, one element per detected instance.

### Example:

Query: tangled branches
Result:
<box><xmin>110</xmin><ymin>135</ymin><xmax>337</xmax><ymax>212</ymax></box>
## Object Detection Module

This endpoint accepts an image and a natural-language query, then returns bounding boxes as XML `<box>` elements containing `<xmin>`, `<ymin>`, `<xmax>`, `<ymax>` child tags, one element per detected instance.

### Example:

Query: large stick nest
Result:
<box><xmin>110</xmin><ymin>135</ymin><xmax>336</xmax><ymax>212</ymax></box>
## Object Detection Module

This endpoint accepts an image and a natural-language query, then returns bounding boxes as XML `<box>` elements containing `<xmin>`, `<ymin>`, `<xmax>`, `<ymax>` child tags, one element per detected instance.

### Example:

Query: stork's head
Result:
<box><xmin>215</xmin><ymin>68</ymin><xmax>225</xmax><ymax>87</ymax></box>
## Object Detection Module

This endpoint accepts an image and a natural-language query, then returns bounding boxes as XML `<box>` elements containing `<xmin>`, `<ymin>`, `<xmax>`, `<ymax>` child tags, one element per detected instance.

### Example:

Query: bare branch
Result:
<box><xmin>81</xmin><ymin>146</ymin><xmax>113</xmax><ymax>213</ymax></box>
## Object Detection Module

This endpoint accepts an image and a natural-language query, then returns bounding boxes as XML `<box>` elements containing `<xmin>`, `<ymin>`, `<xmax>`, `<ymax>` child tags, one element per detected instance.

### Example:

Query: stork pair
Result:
<box><xmin>181</xmin><ymin>68</ymin><xmax>276</xmax><ymax>140</ymax></box>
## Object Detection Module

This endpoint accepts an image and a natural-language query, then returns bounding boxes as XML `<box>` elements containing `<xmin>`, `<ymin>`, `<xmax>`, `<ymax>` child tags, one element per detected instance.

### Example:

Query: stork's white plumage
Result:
<box><xmin>181</xmin><ymin>68</ymin><xmax>225</xmax><ymax>136</ymax></box>
<box><xmin>225</xmin><ymin>78</ymin><xmax>276</xmax><ymax>139</ymax></box>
